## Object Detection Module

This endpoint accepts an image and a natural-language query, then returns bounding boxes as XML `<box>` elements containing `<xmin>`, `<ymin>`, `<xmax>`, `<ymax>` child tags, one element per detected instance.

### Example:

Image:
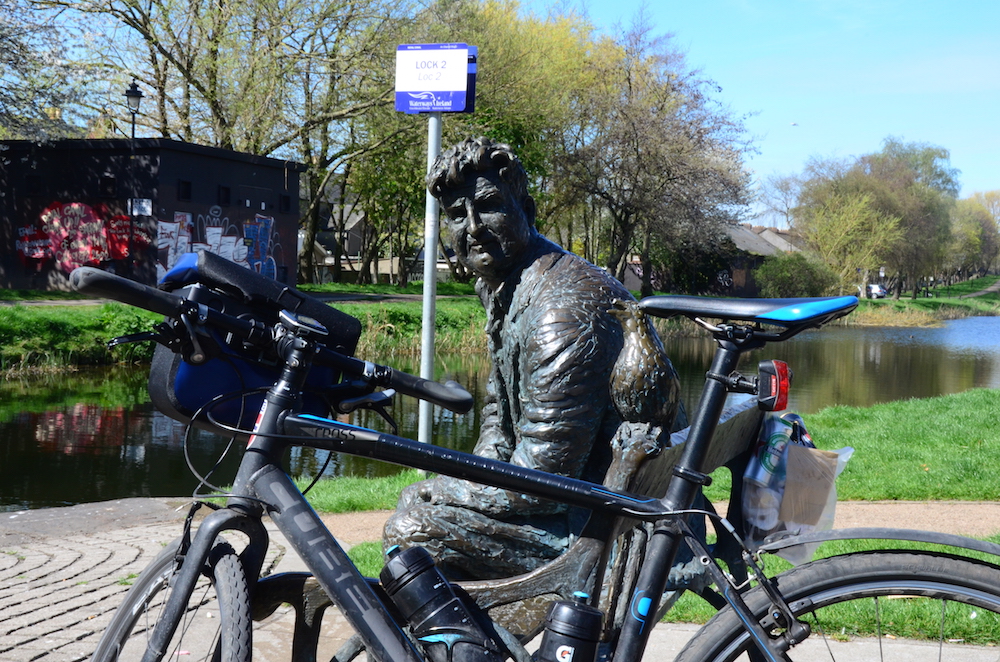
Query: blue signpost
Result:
<box><xmin>395</xmin><ymin>43</ymin><xmax>477</xmax><ymax>444</ymax></box>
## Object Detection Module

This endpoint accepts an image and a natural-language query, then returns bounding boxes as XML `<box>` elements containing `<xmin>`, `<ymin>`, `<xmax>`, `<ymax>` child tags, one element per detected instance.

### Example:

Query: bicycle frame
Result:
<box><xmin>140</xmin><ymin>326</ymin><xmax>794</xmax><ymax>662</ymax></box>
<box><xmin>77</xmin><ymin>262</ymin><xmax>1000</xmax><ymax>662</ymax></box>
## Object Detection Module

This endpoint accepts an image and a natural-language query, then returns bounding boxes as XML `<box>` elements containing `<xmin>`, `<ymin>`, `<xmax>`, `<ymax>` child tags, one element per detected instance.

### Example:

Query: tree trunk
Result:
<box><xmin>298</xmin><ymin>167</ymin><xmax>323</xmax><ymax>285</ymax></box>
<box><xmin>640</xmin><ymin>228</ymin><xmax>654</xmax><ymax>298</ymax></box>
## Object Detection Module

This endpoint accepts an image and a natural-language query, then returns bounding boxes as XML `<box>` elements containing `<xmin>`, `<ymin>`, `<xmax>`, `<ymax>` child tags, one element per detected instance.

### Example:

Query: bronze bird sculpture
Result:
<box><xmin>608</xmin><ymin>298</ymin><xmax>684</xmax><ymax>430</ymax></box>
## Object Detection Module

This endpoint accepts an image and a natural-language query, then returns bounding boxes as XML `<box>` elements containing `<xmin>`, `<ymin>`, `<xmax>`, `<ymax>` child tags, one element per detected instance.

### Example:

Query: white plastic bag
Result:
<box><xmin>742</xmin><ymin>411</ymin><xmax>853</xmax><ymax>564</ymax></box>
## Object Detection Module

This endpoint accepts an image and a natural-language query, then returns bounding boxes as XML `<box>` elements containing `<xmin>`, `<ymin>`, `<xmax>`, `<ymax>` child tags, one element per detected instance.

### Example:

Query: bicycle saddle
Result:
<box><xmin>639</xmin><ymin>295</ymin><xmax>858</xmax><ymax>328</ymax></box>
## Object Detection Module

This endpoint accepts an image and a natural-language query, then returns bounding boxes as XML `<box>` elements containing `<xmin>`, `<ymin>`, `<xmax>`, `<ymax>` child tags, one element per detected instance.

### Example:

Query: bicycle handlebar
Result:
<box><xmin>71</xmin><ymin>265</ymin><xmax>190</xmax><ymax>318</ymax></box>
<box><xmin>69</xmin><ymin>267</ymin><xmax>474</xmax><ymax>414</ymax></box>
<box><xmin>388</xmin><ymin>373</ymin><xmax>473</xmax><ymax>414</ymax></box>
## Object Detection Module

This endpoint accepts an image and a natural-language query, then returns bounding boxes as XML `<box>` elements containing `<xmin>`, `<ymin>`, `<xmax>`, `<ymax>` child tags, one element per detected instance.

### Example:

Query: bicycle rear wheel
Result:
<box><xmin>90</xmin><ymin>538</ymin><xmax>251</xmax><ymax>662</ymax></box>
<box><xmin>675</xmin><ymin>550</ymin><xmax>1000</xmax><ymax>662</ymax></box>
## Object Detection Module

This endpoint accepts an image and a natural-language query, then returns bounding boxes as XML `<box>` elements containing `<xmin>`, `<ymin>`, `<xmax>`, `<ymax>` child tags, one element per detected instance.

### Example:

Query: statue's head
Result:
<box><xmin>428</xmin><ymin>137</ymin><xmax>538</xmax><ymax>284</ymax></box>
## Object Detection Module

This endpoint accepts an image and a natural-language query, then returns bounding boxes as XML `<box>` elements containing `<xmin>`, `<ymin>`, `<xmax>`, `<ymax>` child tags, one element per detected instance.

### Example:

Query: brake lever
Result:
<box><xmin>107</xmin><ymin>330</ymin><xmax>168</xmax><ymax>350</ymax></box>
<box><xmin>336</xmin><ymin>389</ymin><xmax>398</xmax><ymax>434</ymax></box>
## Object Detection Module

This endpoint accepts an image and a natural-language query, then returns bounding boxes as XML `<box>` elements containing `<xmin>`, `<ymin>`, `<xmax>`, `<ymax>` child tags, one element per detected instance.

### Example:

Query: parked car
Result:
<box><xmin>866</xmin><ymin>283</ymin><xmax>887</xmax><ymax>299</ymax></box>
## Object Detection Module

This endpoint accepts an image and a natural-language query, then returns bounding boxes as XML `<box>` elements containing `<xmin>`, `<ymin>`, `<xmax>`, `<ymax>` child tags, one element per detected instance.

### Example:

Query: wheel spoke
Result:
<box><xmin>674</xmin><ymin>552</ymin><xmax>1000</xmax><ymax>662</ymax></box>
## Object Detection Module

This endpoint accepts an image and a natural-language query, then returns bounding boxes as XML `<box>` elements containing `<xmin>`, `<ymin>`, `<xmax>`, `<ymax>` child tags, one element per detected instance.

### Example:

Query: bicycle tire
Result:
<box><xmin>90</xmin><ymin>538</ymin><xmax>251</xmax><ymax>662</ymax></box>
<box><xmin>674</xmin><ymin>550</ymin><xmax>1000</xmax><ymax>662</ymax></box>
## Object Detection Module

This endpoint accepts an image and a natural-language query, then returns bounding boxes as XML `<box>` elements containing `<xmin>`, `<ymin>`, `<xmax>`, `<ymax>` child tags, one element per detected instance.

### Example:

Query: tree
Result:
<box><xmin>792</xmin><ymin>138</ymin><xmax>958</xmax><ymax>299</ymax></box>
<box><xmin>971</xmin><ymin>191</ymin><xmax>1000</xmax><ymax>227</ymax></box>
<box><xmin>553</xmin><ymin>18</ymin><xmax>751</xmax><ymax>295</ymax></box>
<box><xmin>759</xmin><ymin>174</ymin><xmax>801</xmax><ymax>228</ymax></box>
<box><xmin>797</xmin><ymin>191</ymin><xmax>901</xmax><ymax>294</ymax></box>
<box><xmin>754</xmin><ymin>252</ymin><xmax>836</xmax><ymax>298</ymax></box>
<box><xmin>950</xmin><ymin>198</ymin><xmax>999</xmax><ymax>277</ymax></box>
<box><xmin>45</xmin><ymin>0</ymin><xmax>406</xmax><ymax>154</ymax></box>
<box><xmin>45</xmin><ymin>0</ymin><xmax>412</xmax><ymax>285</ymax></box>
<box><xmin>0</xmin><ymin>1</ymin><xmax>94</xmax><ymax>139</ymax></box>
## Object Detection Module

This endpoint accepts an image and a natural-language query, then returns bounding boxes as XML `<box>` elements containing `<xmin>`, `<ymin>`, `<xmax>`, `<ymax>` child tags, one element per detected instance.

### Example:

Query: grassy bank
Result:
<box><xmin>4</xmin><ymin>274</ymin><xmax>1000</xmax><ymax>369</ymax></box>
<box><xmin>0</xmin><ymin>303</ymin><xmax>161</xmax><ymax>372</ymax></box>
<box><xmin>0</xmin><ymin>297</ymin><xmax>488</xmax><ymax>371</ymax></box>
<box><xmin>298</xmin><ymin>281</ymin><xmax>477</xmax><ymax>297</ymax></box>
<box><xmin>846</xmin><ymin>275</ymin><xmax>1000</xmax><ymax>326</ymax></box>
<box><xmin>338</xmin><ymin>298</ymin><xmax>487</xmax><ymax>356</ymax></box>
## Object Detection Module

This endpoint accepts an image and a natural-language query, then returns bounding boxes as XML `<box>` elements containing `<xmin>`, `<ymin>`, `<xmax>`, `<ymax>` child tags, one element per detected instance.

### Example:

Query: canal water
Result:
<box><xmin>4</xmin><ymin>317</ymin><xmax>1000</xmax><ymax>511</ymax></box>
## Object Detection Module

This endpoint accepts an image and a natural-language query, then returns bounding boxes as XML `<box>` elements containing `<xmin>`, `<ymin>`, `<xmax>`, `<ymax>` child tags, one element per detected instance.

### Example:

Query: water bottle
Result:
<box><xmin>379</xmin><ymin>545</ymin><xmax>502</xmax><ymax>662</ymax></box>
<box><xmin>536</xmin><ymin>592</ymin><xmax>603</xmax><ymax>662</ymax></box>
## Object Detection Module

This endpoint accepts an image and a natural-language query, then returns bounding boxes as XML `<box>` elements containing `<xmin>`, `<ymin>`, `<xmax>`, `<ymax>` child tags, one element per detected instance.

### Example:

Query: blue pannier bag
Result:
<box><xmin>148</xmin><ymin>251</ymin><xmax>362</xmax><ymax>434</ymax></box>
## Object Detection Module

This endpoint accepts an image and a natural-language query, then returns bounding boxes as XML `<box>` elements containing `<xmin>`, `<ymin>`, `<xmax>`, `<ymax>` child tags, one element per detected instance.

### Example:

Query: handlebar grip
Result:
<box><xmin>70</xmin><ymin>267</ymin><xmax>188</xmax><ymax>317</ymax></box>
<box><xmin>388</xmin><ymin>371</ymin><xmax>474</xmax><ymax>415</ymax></box>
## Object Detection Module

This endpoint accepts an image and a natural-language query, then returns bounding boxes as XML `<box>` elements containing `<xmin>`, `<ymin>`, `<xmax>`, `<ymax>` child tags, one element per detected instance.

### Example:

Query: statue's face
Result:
<box><xmin>440</xmin><ymin>172</ymin><xmax>533</xmax><ymax>282</ymax></box>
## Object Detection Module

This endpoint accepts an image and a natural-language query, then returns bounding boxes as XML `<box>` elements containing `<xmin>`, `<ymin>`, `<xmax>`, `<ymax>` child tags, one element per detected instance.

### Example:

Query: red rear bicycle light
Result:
<box><xmin>757</xmin><ymin>360</ymin><xmax>791</xmax><ymax>411</ymax></box>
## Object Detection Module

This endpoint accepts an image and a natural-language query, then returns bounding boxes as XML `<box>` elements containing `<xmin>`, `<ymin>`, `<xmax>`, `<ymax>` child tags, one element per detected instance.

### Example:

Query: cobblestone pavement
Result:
<box><xmin>0</xmin><ymin>499</ymin><xmax>290</xmax><ymax>662</ymax></box>
<box><xmin>1</xmin><ymin>520</ymin><xmax>182</xmax><ymax>661</ymax></box>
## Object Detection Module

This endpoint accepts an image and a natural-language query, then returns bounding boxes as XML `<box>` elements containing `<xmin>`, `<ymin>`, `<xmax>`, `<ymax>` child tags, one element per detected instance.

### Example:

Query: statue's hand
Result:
<box><xmin>429</xmin><ymin>475</ymin><xmax>513</xmax><ymax>516</ymax></box>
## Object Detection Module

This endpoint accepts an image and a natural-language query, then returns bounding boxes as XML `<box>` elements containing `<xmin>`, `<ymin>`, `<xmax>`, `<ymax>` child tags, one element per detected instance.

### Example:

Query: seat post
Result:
<box><xmin>612</xmin><ymin>337</ymin><xmax>750</xmax><ymax>662</ymax></box>
<box><xmin>660</xmin><ymin>338</ymin><xmax>745</xmax><ymax>512</ymax></box>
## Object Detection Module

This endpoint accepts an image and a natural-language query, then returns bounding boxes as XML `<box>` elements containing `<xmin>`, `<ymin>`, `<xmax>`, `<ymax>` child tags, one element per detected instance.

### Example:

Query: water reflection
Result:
<box><xmin>4</xmin><ymin>317</ymin><xmax>1000</xmax><ymax>510</ymax></box>
<box><xmin>661</xmin><ymin>318</ymin><xmax>1000</xmax><ymax>415</ymax></box>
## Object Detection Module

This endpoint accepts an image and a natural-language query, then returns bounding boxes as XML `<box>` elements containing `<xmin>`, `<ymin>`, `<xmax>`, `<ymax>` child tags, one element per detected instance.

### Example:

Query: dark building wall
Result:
<box><xmin>0</xmin><ymin>139</ymin><xmax>302</xmax><ymax>290</ymax></box>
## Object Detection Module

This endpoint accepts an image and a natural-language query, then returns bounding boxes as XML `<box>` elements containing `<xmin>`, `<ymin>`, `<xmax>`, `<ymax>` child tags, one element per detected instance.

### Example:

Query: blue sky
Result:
<box><xmin>521</xmin><ymin>0</ymin><xmax>999</xmax><ymax>202</ymax></box>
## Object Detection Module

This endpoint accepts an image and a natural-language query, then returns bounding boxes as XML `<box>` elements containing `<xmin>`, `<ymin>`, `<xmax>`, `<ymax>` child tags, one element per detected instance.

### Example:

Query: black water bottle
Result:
<box><xmin>537</xmin><ymin>592</ymin><xmax>603</xmax><ymax>662</ymax></box>
<box><xmin>380</xmin><ymin>545</ymin><xmax>502</xmax><ymax>662</ymax></box>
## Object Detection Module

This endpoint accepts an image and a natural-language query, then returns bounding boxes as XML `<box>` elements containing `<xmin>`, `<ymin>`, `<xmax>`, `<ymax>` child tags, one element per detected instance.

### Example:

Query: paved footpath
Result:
<box><xmin>5</xmin><ymin>499</ymin><xmax>1000</xmax><ymax>662</ymax></box>
<box><xmin>0</xmin><ymin>499</ymin><xmax>232</xmax><ymax>661</ymax></box>
<box><xmin>1</xmin><ymin>500</ymin><xmax>178</xmax><ymax>661</ymax></box>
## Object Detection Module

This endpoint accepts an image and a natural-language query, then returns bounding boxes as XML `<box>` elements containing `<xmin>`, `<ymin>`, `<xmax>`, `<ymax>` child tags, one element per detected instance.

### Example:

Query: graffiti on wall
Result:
<box><xmin>14</xmin><ymin>201</ymin><xmax>283</xmax><ymax>281</ymax></box>
<box><xmin>17</xmin><ymin>201</ymin><xmax>153</xmax><ymax>274</ymax></box>
<box><xmin>156</xmin><ymin>205</ymin><xmax>281</xmax><ymax>281</ymax></box>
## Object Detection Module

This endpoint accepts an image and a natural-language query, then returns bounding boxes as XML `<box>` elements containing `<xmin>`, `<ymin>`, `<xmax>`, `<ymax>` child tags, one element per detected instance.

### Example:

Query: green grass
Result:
<box><xmin>0</xmin><ymin>303</ymin><xmax>161</xmax><ymax>371</ymax></box>
<box><xmin>347</xmin><ymin>542</ymin><xmax>387</xmax><ymax>577</ymax></box>
<box><xmin>932</xmin><ymin>275</ymin><xmax>1000</xmax><ymax>299</ymax></box>
<box><xmin>805</xmin><ymin>389</ymin><xmax>1000</xmax><ymax>501</ymax></box>
<box><xmin>336</xmin><ymin>299</ymin><xmax>486</xmax><ymax>356</ymax></box>
<box><xmin>298</xmin><ymin>469</ymin><xmax>423</xmax><ymax>513</ymax></box>
<box><xmin>847</xmin><ymin>275</ymin><xmax>1000</xmax><ymax>326</ymax></box>
<box><xmin>0</xmin><ymin>289</ymin><xmax>90</xmax><ymax>301</ymax></box>
<box><xmin>665</xmin><ymin>536</ymin><xmax>1000</xmax><ymax>643</ymax></box>
<box><xmin>697</xmin><ymin>388</ymin><xmax>1000</xmax><ymax>527</ymax></box>
<box><xmin>0</xmin><ymin>297</ymin><xmax>486</xmax><ymax>368</ymax></box>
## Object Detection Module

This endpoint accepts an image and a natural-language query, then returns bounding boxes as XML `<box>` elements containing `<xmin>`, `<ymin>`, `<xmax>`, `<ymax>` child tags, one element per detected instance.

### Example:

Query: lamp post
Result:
<box><xmin>123</xmin><ymin>80</ymin><xmax>143</xmax><ymax>277</ymax></box>
<box><xmin>124</xmin><ymin>80</ymin><xmax>143</xmax><ymax>139</ymax></box>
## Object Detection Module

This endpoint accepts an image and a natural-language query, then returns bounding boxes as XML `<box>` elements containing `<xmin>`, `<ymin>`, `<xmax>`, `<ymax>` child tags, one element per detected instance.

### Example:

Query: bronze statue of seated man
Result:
<box><xmin>383</xmin><ymin>137</ymin><xmax>686</xmax><ymax>580</ymax></box>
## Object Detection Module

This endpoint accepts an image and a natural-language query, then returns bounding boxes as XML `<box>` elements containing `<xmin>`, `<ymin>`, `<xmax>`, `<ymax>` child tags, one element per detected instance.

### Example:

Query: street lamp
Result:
<box><xmin>123</xmin><ymin>79</ymin><xmax>144</xmax><ymax>277</ymax></box>
<box><xmin>124</xmin><ymin>80</ymin><xmax>143</xmax><ymax>139</ymax></box>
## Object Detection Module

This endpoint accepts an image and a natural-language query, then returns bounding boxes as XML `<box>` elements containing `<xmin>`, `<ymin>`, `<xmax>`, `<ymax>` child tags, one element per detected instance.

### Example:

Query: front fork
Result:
<box><xmin>140</xmin><ymin>507</ymin><xmax>268</xmax><ymax>662</ymax></box>
<box><xmin>141</xmin><ymin>332</ymin><xmax>312</xmax><ymax>662</ymax></box>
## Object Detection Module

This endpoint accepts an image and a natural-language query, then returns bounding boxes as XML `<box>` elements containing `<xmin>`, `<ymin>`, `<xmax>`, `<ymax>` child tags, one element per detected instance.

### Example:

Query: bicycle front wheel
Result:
<box><xmin>90</xmin><ymin>538</ymin><xmax>251</xmax><ymax>662</ymax></box>
<box><xmin>675</xmin><ymin>550</ymin><xmax>1000</xmax><ymax>662</ymax></box>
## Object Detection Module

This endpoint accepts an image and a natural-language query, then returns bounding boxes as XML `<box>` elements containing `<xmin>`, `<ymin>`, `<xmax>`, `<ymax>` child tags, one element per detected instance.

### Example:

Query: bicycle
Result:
<box><xmin>70</xmin><ymin>253</ymin><xmax>1000</xmax><ymax>662</ymax></box>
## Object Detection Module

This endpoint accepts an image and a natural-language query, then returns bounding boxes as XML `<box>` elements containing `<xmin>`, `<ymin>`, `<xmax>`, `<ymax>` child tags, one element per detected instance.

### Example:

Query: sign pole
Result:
<box><xmin>395</xmin><ymin>42</ymin><xmax>475</xmax><ymax>445</ymax></box>
<box><xmin>418</xmin><ymin>112</ymin><xmax>443</xmax><ymax>444</ymax></box>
